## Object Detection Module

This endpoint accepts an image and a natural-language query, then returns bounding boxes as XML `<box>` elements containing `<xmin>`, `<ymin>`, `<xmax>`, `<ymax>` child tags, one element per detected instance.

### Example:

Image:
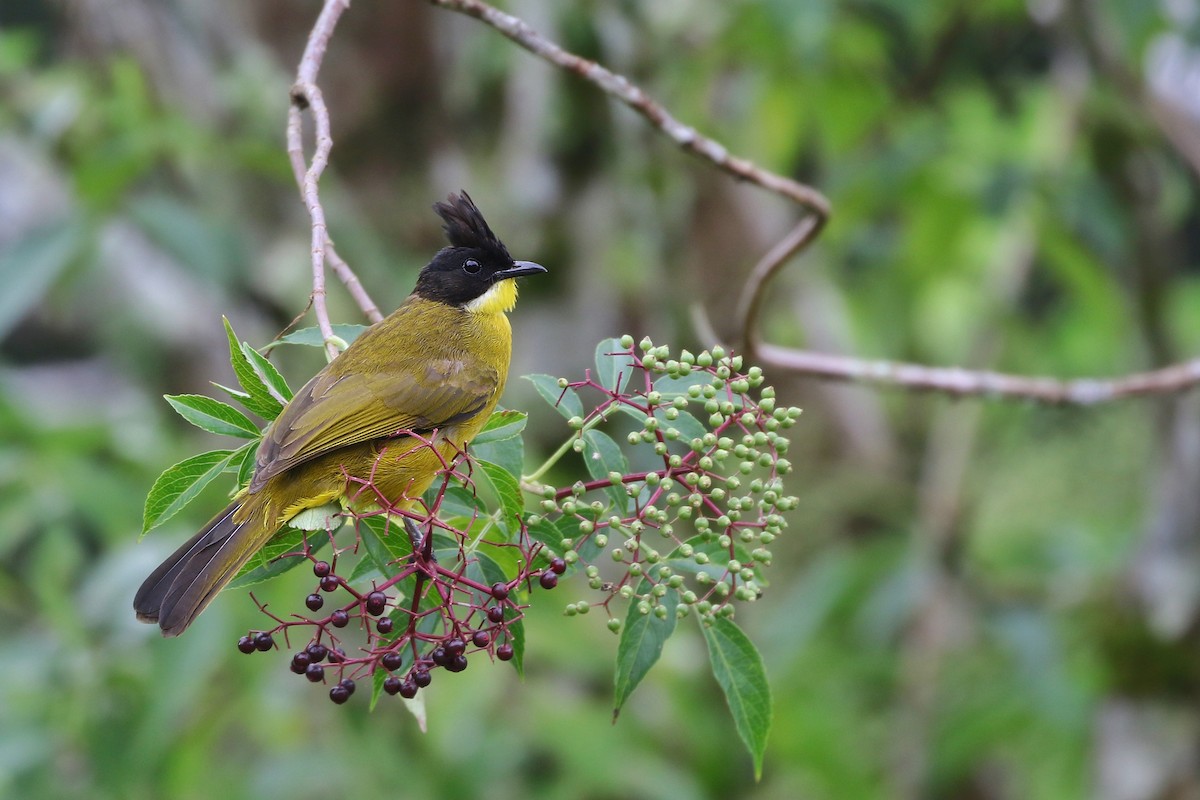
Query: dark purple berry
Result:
<box><xmin>486</xmin><ymin>606</ymin><xmax>505</xmax><ymax>624</ymax></box>
<box><xmin>549</xmin><ymin>557</ymin><xmax>567</xmax><ymax>575</ymax></box>
<box><xmin>290</xmin><ymin>652</ymin><xmax>312</xmax><ymax>674</ymax></box>
<box><xmin>539</xmin><ymin>571</ymin><xmax>559</xmax><ymax>590</ymax></box>
<box><xmin>398</xmin><ymin>679</ymin><xmax>418</xmax><ymax>699</ymax></box>
<box><xmin>305</xmin><ymin>593</ymin><xmax>324</xmax><ymax>611</ymax></box>
<box><xmin>365</xmin><ymin>591</ymin><xmax>388</xmax><ymax>615</ymax></box>
<box><xmin>329</xmin><ymin>684</ymin><xmax>351</xmax><ymax>704</ymax></box>
<box><xmin>377</xmin><ymin>617</ymin><xmax>394</xmax><ymax>634</ymax></box>
<box><xmin>490</xmin><ymin>582</ymin><xmax>509</xmax><ymax>601</ymax></box>
<box><xmin>313</xmin><ymin>560</ymin><xmax>331</xmax><ymax>578</ymax></box>
<box><xmin>237</xmin><ymin>636</ymin><xmax>256</xmax><ymax>654</ymax></box>
<box><xmin>331</xmin><ymin>609</ymin><xmax>349</xmax><ymax>628</ymax></box>
<box><xmin>445</xmin><ymin>637</ymin><xmax>466</xmax><ymax>657</ymax></box>
<box><xmin>447</xmin><ymin>654</ymin><xmax>468</xmax><ymax>673</ymax></box>
<box><xmin>381</xmin><ymin>651</ymin><xmax>404</xmax><ymax>672</ymax></box>
<box><xmin>328</xmin><ymin>647</ymin><xmax>346</xmax><ymax>663</ymax></box>
<box><xmin>306</xmin><ymin>642</ymin><xmax>328</xmax><ymax>663</ymax></box>
<box><xmin>430</xmin><ymin>646</ymin><xmax>449</xmax><ymax>667</ymax></box>
<box><xmin>472</xmin><ymin>630</ymin><xmax>490</xmax><ymax>648</ymax></box>
<box><xmin>320</xmin><ymin>575</ymin><xmax>340</xmax><ymax>592</ymax></box>
<box><xmin>383</xmin><ymin>676</ymin><xmax>403</xmax><ymax>696</ymax></box>
<box><xmin>254</xmin><ymin>632</ymin><xmax>274</xmax><ymax>652</ymax></box>
<box><xmin>496</xmin><ymin>643</ymin><xmax>514</xmax><ymax>661</ymax></box>
<box><xmin>339</xmin><ymin>678</ymin><xmax>356</xmax><ymax>696</ymax></box>
<box><xmin>305</xmin><ymin>663</ymin><xmax>325</xmax><ymax>682</ymax></box>
<box><xmin>413</xmin><ymin>669</ymin><xmax>431</xmax><ymax>688</ymax></box>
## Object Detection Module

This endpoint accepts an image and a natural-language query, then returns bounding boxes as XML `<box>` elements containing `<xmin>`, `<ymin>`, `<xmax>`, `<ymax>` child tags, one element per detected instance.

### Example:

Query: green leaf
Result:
<box><xmin>0</xmin><ymin>218</ymin><xmax>86</xmax><ymax>340</ymax></box>
<box><xmin>260</xmin><ymin>324</ymin><xmax>370</xmax><ymax>352</ymax></box>
<box><xmin>242</xmin><ymin>344</ymin><xmax>293</xmax><ymax>403</ymax></box>
<box><xmin>701</xmin><ymin>617</ymin><xmax>772</xmax><ymax>780</ymax></box>
<box><xmin>614</xmin><ymin>584</ymin><xmax>680</xmax><ymax>714</ymax></box>
<box><xmin>429</xmin><ymin>485</ymin><xmax>486</xmax><ymax>520</ymax></box>
<box><xmin>473</xmin><ymin>409</ymin><xmax>528</xmax><ymax>444</ymax></box>
<box><xmin>234</xmin><ymin>441</ymin><xmax>258</xmax><ymax>489</ymax></box>
<box><xmin>505</xmin><ymin>616</ymin><xmax>526</xmax><ymax>678</ymax></box>
<box><xmin>358</xmin><ymin>515</ymin><xmax>416</xmax><ymax>573</ymax></box>
<box><xmin>230</xmin><ymin>526</ymin><xmax>334</xmax><ymax>587</ymax></box>
<box><xmin>475</xmin><ymin>459</ymin><xmax>524</xmax><ymax>528</ymax></box>
<box><xmin>525</xmin><ymin>514</ymin><xmax>565</xmax><ymax>554</ymax></box>
<box><xmin>165</xmin><ymin>394</ymin><xmax>260</xmax><ymax>438</ymax></box>
<box><xmin>524</xmin><ymin>374</ymin><xmax>584</xmax><ymax>419</ymax></box>
<box><xmin>653</xmin><ymin>372</ymin><xmax>713</xmax><ymax>398</ymax></box>
<box><xmin>142</xmin><ymin>449</ymin><xmax>236</xmax><ymax>534</ymax></box>
<box><xmin>470</xmin><ymin>412</ymin><xmax>525</xmax><ymax>477</ymax></box>
<box><xmin>223</xmin><ymin>317</ymin><xmax>285</xmax><ymax>419</ymax></box>
<box><xmin>595</xmin><ymin>337</ymin><xmax>639</xmax><ymax>394</ymax></box>
<box><xmin>581</xmin><ymin>429</ymin><xmax>630</xmax><ymax>513</ymax></box>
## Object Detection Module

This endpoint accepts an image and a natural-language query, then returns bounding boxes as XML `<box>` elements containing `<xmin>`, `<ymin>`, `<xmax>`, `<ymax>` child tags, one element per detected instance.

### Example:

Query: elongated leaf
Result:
<box><xmin>231</xmin><ymin>527</ymin><xmax>334</xmax><ymax>587</ymax></box>
<box><xmin>470</xmin><ymin>413</ymin><xmax>525</xmax><ymax>477</ymax></box>
<box><xmin>701</xmin><ymin>617</ymin><xmax>772</xmax><ymax>779</ymax></box>
<box><xmin>223</xmin><ymin>317</ymin><xmax>284</xmax><ymax>419</ymax></box>
<box><xmin>582</xmin><ymin>429</ymin><xmax>630</xmax><ymax>512</ymax></box>
<box><xmin>595</xmin><ymin>337</ymin><xmax>638</xmax><ymax>394</ymax></box>
<box><xmin>142</xmin><ymin>449</ymin><xmax>235</xmax><ymax>534</ymax></box>
<box><xmin>358</xmin><ymin>515</ymin><xmax>417</xmax><ymax>568</ymax></box>
<box><xmin>165</xmin><ymin>394</ymin><xmax>260</xmax><ymax>438</ymax></box>
<box><xmin>614</xmin><ymin>584</ymin><xmax>679</xmax><ymax>714</ymax></box>
<box><xmin>524</xmin><ymin>374</ymin><xmax>583</xmax><ymax>419</ymax></box>
<box><xmin>473</xmin><ymin>409</ymin><xmax>527</xmax><ymax>444</ymax></box>
<box><xmin>475</xmin><ymin>459</ymin><xmax>523</xmax><ymax>529</ymax></box>
<box><xmin>242</xmin><ymin>344</ymin><xmax>293</xmax><ymax>403</ymax></box>
<box><xmin>260</xmin><ymin>324</ymin><xmax>369</xmax><ymax>352</ymax></box>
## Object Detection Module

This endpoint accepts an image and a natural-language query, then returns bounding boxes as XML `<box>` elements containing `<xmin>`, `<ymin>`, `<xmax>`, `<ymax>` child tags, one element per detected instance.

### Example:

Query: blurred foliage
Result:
<box><xmin>4</xmin><ymin>0</ymin><xmax>1200</xmax><ymax>798</ymax></box>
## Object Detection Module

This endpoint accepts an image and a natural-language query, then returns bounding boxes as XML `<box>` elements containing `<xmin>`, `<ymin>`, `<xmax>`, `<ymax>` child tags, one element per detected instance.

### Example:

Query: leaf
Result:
<box><xmin>469</xmin><ymin>412</ymin><xmax>525</xmax><ymax>477</ymax></box>
<box><xmin>358</xmin><ymin>515</ymin><xmax>417</xmax><ymax>571</ymax></box>
<box><xmin>242</xmin><ymin>344</ymin><xmax>293</xmax><ymax>404</ymax></box>
<box><xmin>475</xmin><ymin>459</ymin><xmax>524</xmax><ymax>529</ymax></box>
<box><xmin>223</xmin><ymin>317</ymin><xmax>285</xmax><ymax>420</ymax></box>
<box><xmin>230</xmin><ymin>527</ymin><xmax>334</xmax><ymax>587</ymax></box>
<box><xmin>653</xmin><ymin>372</ymin><xmax>713</xmax><ymax>398</ymax></box>
<box><xmin>429</xmin><ymin>485</ymin><xmax>486</xmax><ymax>520</ymax></box>
<box><xmin>473</xmin><ymin>409</ymin><xmax>528</xmax><ymax>444</ymax></box>
<box><xmin>234</xmin><ymin>441</ymin><xmax>258</xmax><ymax>489</ymax></box>
<box><xmin>142</xmin><ymin>449</ymin><xmax>236</xmax><ymax>534</ymax></box>
<box><xmin>525</xmin><ymin>514</ymin><xmax>565</xmax><ymax>555</ymax></box>
<box><xmin>164</xmin><ymin>394</ymin><xmax>260</xmax><ymax>438</ymax></box>
<box><xmin>260</xmin><ymin>324</ymin><xmax>370</xmax><ymax>352</ymax></box>
<box><xmin>595</xmin><ymin>337</ymin><xmax>638</xmax><ymax>394</ymax></box>
<box><xmin>524</xmin><ymin>374</ymin><xmax>584</xmax><ymax>420</ymax></box>
<box><xmin>0</xmin><ymin>218</ymin><xmax>86</xmax><ymax>340</ymax></box>
<box><xmin>505</xmin><ymin>616</ymin><xmax>526</xmax><ymax>679</ymax></box>
<box><xmin>614</xmin><ymin>584</ymin><xmax>680</xmax><ymax>714</ymax></box>
<box><xmin>701</xmin><ymin>617</ymin><xmax>772</xmax><ymax>780</ymax></box>
<box><xmin>581</xmin><ymin>429</ymin><xmax>630</xmax><ymax>513</ymax></box>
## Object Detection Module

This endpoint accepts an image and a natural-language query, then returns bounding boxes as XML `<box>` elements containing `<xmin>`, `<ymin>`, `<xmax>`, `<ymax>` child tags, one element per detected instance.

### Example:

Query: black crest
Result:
<box><xmin>433</xmin><ymin>192</ymin><xmax>511</xmax><ymax>261</ymax></box>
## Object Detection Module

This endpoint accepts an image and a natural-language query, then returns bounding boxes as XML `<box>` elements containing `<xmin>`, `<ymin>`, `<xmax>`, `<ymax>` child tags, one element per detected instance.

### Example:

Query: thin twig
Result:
<box><xmin>734</xmin><ymin>214</ymin><xmax>826</xmax><ymax>357</ymax></box>
<box><xmin>288</xmin><ymin>0</ymin><xmax>383</xmax><ymax>360</ymax></box>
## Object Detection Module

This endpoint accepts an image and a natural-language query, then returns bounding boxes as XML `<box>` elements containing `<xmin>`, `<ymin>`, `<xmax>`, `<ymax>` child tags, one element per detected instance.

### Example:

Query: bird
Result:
<box><xmin>134</xmin><ymin>192</ymin><xmax>546</xmax><ymax>636</ymax></box>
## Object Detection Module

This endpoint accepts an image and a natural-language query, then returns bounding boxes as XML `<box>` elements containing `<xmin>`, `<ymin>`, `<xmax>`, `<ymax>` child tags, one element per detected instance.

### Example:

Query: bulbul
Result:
<box><xmin>134</xmin><ymin>192</ymin><xmax>546</xmax><ymax>636</ymax></box>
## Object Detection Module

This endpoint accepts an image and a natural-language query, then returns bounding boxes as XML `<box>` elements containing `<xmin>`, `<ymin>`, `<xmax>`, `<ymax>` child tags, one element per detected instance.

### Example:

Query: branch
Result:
<box><xmin>289</xmin><ymin>0</ymin><xmax>382</xmax><ymax>363</ymax></box>
<box><xmin>432</xmin><ymin>0</ymin><xmax>1200</xmax><ymax>405</ymax></box>
<box><xmin>756</xmin><ymin>344</ymin><xmax>1200</xmax><ymax>405</ymax></box>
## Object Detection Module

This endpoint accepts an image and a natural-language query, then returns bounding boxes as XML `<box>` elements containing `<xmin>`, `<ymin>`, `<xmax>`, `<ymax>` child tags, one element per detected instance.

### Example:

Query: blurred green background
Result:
<box><xmin>5</xmin><ymin>1</ymin><xmax>1200</xmax><ymax>798</ymax></box>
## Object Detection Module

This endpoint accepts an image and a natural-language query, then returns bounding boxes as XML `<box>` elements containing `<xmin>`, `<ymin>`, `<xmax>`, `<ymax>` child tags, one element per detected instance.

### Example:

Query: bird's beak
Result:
<box><xmin>494</xmin><ymin>261</ymin><xmax>547</xmax><ymax>280</ymax></box>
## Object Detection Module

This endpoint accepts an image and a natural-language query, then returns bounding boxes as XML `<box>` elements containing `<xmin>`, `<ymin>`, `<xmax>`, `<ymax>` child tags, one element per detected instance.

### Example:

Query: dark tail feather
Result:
<box><xmin>134</xmin><ymin>500</ymin><xmax>265</xmax><ymax>637</ymax></box>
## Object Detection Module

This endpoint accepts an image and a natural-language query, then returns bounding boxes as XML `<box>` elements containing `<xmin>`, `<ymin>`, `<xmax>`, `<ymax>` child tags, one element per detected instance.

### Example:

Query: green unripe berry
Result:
<box><xmin>637</xmin><ymin>601</ymin><xmax>651</xmax><ymax>616</ymax></box>
<box><xmin>594</xmin><ymin>533</ymin><xmax>608</xmax><ymax>547</ymax></box>
<box><xmin>608</xmin><ymin>618</ymin><xmax>622</xmax><ymax>633</ymax></box>
<box><xmin>619</xmin><ymin>585</ymin><xmax>635</xmax><ymax>599</ymax></box>
<box><xmin>620</xmin><ymin>334</ymin><xmax>635</xmax><ymax>348</ymax></box>
<box><xmin>654</xmin><ymin>605</ymin><xmax>668</xmax><ymax>620</ymax></box>
<box><xmin>639</xmin><ymin>336</ymin><xmax>654</xmax><ymax>352</ymax></box>
<box><xmin>568</xmin><ymin>416</ymin><xmax>585</xmax><ymax>429</ymax></box>
<box><xmin>611</xmin><ymin>548</ymin><xmax>625</xmax><ymax>562</ymax></box>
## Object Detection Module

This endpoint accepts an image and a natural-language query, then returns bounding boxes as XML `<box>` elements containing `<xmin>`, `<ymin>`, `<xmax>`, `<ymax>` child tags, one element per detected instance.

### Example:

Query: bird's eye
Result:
<box><xmin>463</xmin><ymin>259</ymin><xmax>481</xmax><ymax>274</ymax></box>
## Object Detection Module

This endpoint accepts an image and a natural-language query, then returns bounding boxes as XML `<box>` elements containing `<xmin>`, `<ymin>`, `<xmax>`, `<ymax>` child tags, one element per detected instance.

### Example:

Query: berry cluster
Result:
<box><xmin>524</xmin><ymin>336</ymin><xmax>799</xmax><ymax>632</ymax></box>
<box><xmin>233</xmin><ymin>336</ymin><xmax>797</xmax><ymax>709</ymax></box>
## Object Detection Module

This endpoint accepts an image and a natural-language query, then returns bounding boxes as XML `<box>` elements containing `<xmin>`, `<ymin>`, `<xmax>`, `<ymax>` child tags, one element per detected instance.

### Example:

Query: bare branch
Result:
<box><xmin>289</xmin><ymin>0</ymin><xmax>383</xmax><ymax>360</ymax></box>
<box><xmin>756</xmin><ymin>344</ymin><xmax>1200</xmax><ymax>405</ymax></box>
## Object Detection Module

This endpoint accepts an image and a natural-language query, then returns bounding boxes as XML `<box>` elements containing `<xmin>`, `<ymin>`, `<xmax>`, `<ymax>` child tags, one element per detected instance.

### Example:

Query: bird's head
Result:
<box><xmin>415</xmin><ymin>192</ymin><xmax>546</xmax><ymax>313</ymax></box>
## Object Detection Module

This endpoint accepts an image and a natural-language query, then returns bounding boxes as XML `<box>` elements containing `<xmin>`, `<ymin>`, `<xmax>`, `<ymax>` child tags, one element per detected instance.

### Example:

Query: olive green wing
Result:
<box><xmin>249</xmin><ymin>357</ymin><xmax>499</xmax><ymax>491</ymax></box>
